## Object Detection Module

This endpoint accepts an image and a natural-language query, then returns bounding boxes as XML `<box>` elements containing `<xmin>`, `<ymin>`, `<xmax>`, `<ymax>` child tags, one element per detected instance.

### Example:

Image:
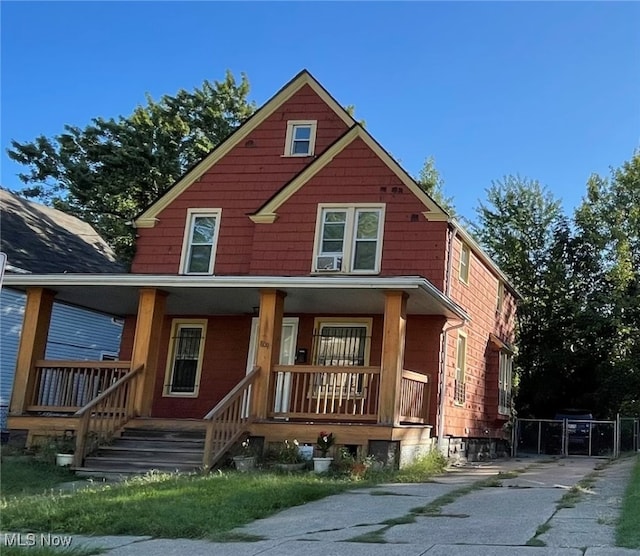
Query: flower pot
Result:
<box><xmin>313</xmin><ymin>457</ymin><xmax>333</xmax><ymax>474</ymax></box>
<box><xmin>233</xmin><ymin>456</ymin><xmax>256</xmax><ymax>471</ymax></box>
<box><xmin>56</xmin><ymin>453</ymin><xmax>74</xmax><ymax>467</ymax></box>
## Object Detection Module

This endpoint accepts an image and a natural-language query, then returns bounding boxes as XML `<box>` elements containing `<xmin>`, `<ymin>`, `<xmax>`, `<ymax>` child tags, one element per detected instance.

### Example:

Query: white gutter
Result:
<box><xmin>437</xmin><ymin>225</ymin><xmax>467</xmax><ymax>451</ymax></box>
<box><xmin>450</xmin><ymin>219</ymin><xmax>522</xmax><ymax>300</ymax></box>
<box><xmin>3</xmin><ymin>273</ymin><xmax>470</xmax><ymax>321</ymax></box>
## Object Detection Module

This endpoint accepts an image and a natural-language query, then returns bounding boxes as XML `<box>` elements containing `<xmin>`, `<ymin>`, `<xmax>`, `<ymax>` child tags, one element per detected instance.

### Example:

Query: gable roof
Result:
<box><xmin>0</xmin><ymin>189</ymin><xmax>124</xmax><ymax>274</ymax></box>
<box><xmin>249</xmin><ymin>124</ymin><xmax>449</xmax><ymax>223</ymax></box>
<box><xmin>135</xmin><ymin>69</ymin><xmax>357</xmax><ymax>228</ymax></box>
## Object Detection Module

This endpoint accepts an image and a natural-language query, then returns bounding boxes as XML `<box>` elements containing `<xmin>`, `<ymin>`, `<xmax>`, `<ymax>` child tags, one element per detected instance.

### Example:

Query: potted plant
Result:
<box><xmin>313</xmin><ymin>431</ymin><xmax>335</xmax><ymax>473</ymax></box>
<box><xmin>272</xmin><ymin>439</ymin><xmax>306</xmax><ymax>471</ymax></box>
<box><xmin>232</xmin><ymin>439</ymin><xmax>256</xmax><ymax>471</ymax></box>
<box><xmin>54</xmin><ymin>435</ymin><xmax>76</xmax><ymax>467</ymax></box>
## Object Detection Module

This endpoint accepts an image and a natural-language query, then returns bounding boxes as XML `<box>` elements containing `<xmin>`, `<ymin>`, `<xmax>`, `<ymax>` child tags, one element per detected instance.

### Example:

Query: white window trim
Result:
<box><xmin>163</xmin><ymin>319</ymin><xmax>207</xmax><ymax>398</ymax></box>
<box><xmin>459</xmin><ymin>242</ymin><xmax>470</xmax><ymax>284</ymax></box>
<box><xmin>100</xmin><ymin>352</ymin><xmax>119</xmax><ymax>361</ymax></box>
<box><xmin>311</xmin><ymin>203</ymin><xmax>385</xmax><ymax>274</ymax></box>
<box><xmin>454</xmin><ymin>331</ymin><xmax>467</xmax><ymax>405</ymax></box>
<box><xmin>283</xmin><ymin>120</ymin><xmax>317</xmax><ymax>157</ymax></box>
<box><xmin>312</xmin><ymin>317</ymin><xmax>373</xmax><ymax>366</ymax></box>
<box><xmin>179</xmin><ymin>208</ymin><xmax>222</xmax><ymax>275</ymax></box>
<box><xmin>496</xmin><ymin>281</ymin><xmax>504</xmax><ymax>313</ymax></box>
<box><xmin>498</xmin><ymin>351</ymin><xmax>513</xmax><ymax>415</ymax></box>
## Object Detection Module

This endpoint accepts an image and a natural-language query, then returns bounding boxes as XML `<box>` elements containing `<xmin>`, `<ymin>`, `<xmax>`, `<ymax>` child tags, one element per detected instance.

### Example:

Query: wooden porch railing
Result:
<box><xmin>399</xmin><ymin>370</ymin><xmax>430</xmax><ymax>424</ymax></box>
<box><xmin>29</xmin><ymin>360</ymin><xmax>132</xmax><ymax>412</ymax></box>
<box><xmin>73</xmin><ymin>365</ymin><xmax>143</xmax><ymax>467</ymax></box>
<box><xmin>269</xmin><ymin>365</ymin><xmax>381</xmax><ymax>421</ymax></box>
<box><xmin>202</xmin><ymin>367</ymin><xmax>259</xmax><ymax>470</ymax></box>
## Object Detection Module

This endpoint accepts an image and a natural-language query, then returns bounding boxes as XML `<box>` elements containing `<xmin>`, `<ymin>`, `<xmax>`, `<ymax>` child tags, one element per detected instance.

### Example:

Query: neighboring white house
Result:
<box><xmin>0</xmin><ymin>189</ymin><xmax>124</xmax><ymax>430</ymax></box>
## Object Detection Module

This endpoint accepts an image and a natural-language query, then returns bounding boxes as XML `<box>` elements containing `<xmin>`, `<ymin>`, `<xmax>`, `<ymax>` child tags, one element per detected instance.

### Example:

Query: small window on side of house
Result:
<box><xmin>454</xmin><ymin>332</ymin><xmax>467</xmax><ymax>405</ymax></box>
<box><xmin>459</xmin><ymin>242</ymin><xmax>470</xmax><ymax>284</ymax></box>
<box><xmin>497</xmin><ymin>281</ymin><xmax>504</xmax><ymax>312</ymax></box>
<box><xmin>284</xmin><ymin>120</ymin><xmax>317</xmax><ymax>157</ymax></box>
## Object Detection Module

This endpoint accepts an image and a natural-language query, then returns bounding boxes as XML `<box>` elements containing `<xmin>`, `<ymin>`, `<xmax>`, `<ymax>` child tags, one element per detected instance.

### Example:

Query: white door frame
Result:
<box><xmin>246</xmin><ymin>317</ymin><xmax>299</xmax><ymax>415</ymax></box>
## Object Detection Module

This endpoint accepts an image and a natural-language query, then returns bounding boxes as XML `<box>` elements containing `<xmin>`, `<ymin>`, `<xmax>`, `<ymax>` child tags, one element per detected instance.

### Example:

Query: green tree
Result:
<box><xmin>416</xmin><ymin>156</ymin><xmax>456</xmax><ymax>215</ymax></box>
<box><xmin>572</xmin><ymin>153</ymin><xmax>640</xmax><ymax>416</ymax></box>
<box><xmin>473</xmin><ymin>176</ymin><xmax>567</xmax><ymax>417</ymax></box>
<box><xmin>8</xmin><ymin>71</ymin><xmax>255</xmax><ymax>263</ymax></box>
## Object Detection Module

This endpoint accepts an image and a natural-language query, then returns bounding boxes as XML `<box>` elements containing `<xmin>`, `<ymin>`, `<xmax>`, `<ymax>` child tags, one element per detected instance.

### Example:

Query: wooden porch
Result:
<box><xmin>9</xmin><ymin>358</ymin><xmax>430</xmax><ymax>470</ymax></box>
<box><xmin>8</xmin><ymin>286</ymin><xmax>434</xmax><ymax>471</ymax></box>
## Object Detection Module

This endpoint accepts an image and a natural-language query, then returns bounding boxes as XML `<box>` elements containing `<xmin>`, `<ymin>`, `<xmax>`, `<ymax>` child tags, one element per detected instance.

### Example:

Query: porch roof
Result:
<box><xmin>3</xmin><ymin>274</ymin><xmax>469</xmax><ymax>321</ymax></box>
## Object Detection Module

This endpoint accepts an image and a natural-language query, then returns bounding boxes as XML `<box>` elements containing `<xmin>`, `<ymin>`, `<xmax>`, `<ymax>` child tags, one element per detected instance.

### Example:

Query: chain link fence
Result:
<box><xmin>514</xmin><ymin>416</ymin><xmax>639</xmax><ymax>457</ymax></box>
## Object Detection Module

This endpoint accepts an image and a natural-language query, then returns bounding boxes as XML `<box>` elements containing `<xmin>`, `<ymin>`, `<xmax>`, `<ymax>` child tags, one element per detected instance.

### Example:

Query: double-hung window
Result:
<box><xmin>284</xmin><ymin>120</ymin><xmax>317</xmax><ymax>156</ymax></box>
<box><xmin>164</xmin><ymin>320</ymin><xmax>207</xmax><ymax>397</ymax></box>
<box><xmin>314</xmin><ymin>205</ymin><xmax>384</xmax><ymax>273</ymax></box>
<box><xmin>498</xmin><ymin>351</ymin><xmax>513</xmax><ymax>415</ymax></box>
<box><xmin>180</xmin><ymin>209</ymin><xmax>221</xmax><ymax>275</ymax></box>
<box><xmin>454</xmin><ymin>332</ymin><xmax>467</xmax><ymax>404</ymax></box>
<box><xmin>459</xmin><ymin>242</ymin><xmax>470</xmax><ymax>284</ymax></box>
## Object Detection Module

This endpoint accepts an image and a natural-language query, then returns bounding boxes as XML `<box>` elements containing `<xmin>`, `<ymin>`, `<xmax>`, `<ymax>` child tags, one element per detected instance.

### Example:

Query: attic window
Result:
<box><xmin>284</xmin><ymin>120</ymin><xmax>317</xmax><ymax>157</ymax></box>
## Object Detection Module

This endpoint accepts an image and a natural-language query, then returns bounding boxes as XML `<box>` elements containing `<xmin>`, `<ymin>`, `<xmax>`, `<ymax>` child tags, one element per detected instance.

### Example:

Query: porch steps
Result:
<box><xmin>75</xmin><ymin>427</ymin><xmax>206</xmax><ymax>477</ymax></box>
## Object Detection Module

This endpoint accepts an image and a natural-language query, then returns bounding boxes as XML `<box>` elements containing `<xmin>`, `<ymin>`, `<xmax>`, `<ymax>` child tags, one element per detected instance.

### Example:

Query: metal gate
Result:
<box><xmin>513</xmin><ymin>418</ymin><xmax>619</xmax><ymax>457</ymax></box>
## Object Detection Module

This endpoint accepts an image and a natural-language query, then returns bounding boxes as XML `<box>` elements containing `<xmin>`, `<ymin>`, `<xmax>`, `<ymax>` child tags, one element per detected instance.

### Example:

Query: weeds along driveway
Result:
<box><xmin>231</xmin><ymin>456</ymin><xmax>637</xmax><ymax>555</ymax></box>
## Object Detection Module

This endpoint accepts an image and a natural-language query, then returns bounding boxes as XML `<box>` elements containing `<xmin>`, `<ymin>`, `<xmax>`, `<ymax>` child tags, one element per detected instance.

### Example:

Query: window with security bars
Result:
<box><xmin>498</xmin><ymin>351</ymin><xmax>513</xmax><ymax>414</ymax></box>
<box><xmin>454</xmin><ymin>333</ymin><xmax>467</xmax><ymax>404</ymax></box>
<box><xmin>167</xmin><ymin>324</ymin><xmax>204</xmax><ymax>394</ymax></box>
<box><xmin>312</xmin><ymin>324</ymin><xmax>370</xmax><ymax>396</ymax></box>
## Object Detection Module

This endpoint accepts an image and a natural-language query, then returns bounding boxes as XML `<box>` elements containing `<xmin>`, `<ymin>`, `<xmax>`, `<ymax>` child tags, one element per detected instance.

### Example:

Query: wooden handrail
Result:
<box><xmin>36</xmin><ymin>360</ymin><xmax>132</xmax><ymax>369</ymax></box>
<box><xmin>401</xmin><ymin>369</ymin><xmax>429</xmax><ymax>383</ymax></box>
<box><xmin>73</xmin><ymin>365</ymin><xmax>143</xmax><ymax>467</ymax></box>
<box><xmin>202</xmin><ymin>367</ymin><xmax>259</xmax><ymax>470</ymax></box>
<box><xmin>273</xmin><ymin>365</ymin><xmax>381</xmax><ymax>375</ymax></box>
<box><xmin>399</xmin><ymin>369</ymin><xmax>431</xmax><ymax>424</ymax></box>
<box><xmin>269</xmin><ymin>365</ymin><xmax>380</xmax><ymax>420</ymax></box>
<box><xmin>75</xmin><ymin>365</ymin><xmax>143</xmax><ymax>417</ymax></box>
<box><xmin>29</xmin><ymin>361</ymin><xmax>132</xmax><ymax>409</ymax></box>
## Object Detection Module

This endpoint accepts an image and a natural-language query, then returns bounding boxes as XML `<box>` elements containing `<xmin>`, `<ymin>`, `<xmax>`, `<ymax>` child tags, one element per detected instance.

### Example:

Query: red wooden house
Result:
<box><xmin>6</xmin><ymin>70</ymin><xmax>517</xmax><ymax>471</ymax></box>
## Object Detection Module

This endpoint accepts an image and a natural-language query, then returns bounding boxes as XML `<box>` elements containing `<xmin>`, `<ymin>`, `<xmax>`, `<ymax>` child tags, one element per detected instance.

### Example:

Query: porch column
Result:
<box><xmin>252</xmin><ymin>289</ymin><xmax>286</xmax><ymax>419</ymax></box>
<box><xmin>378</xmin><ymin>290</ymin><xmax>408</xmax><ymax>426</ymax></box>
<box><xmin>9</xmin><ymin>287</ymin><xmax>56</xmax><ymax>414</ymax></box>
<box><xmin>131</xmin><ymin>288</ymin><xmax>167</xmax><ymax>417</ymax></box>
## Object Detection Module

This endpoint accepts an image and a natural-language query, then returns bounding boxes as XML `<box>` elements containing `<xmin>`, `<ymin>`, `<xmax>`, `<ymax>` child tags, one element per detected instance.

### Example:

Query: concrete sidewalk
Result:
<box><xmin>3</xmin><ymin>455</ymin><xmax>637</xmax><ymax>555</ymax></box>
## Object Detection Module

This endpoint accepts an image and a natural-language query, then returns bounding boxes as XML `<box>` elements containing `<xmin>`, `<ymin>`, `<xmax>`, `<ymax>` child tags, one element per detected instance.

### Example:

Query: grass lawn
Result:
<box><xmin>0</xmin><ymin>450</ymin><xmax>446</xmax><ymax>541</ymax></box>
<box><xmin>1</xmin><ymin>458</ymin><xmax>76</xmax><ymax>496</ymax></box>
<box><xmin>1</xmin><ymin>468</ymin><xmax>364</xmax><ymax>541</ymax></box>
<box><xmin>616</xmin><ymin>454</ymin><xmax>640</xmax><ymax>548</ymax></box>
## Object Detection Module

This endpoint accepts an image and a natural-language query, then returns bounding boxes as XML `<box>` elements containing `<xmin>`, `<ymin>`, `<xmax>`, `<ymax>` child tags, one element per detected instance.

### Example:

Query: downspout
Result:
<box><xmin>436</xmin><ymin>224</ymin><xmax>466</xmax><ymax>452</ymax></box>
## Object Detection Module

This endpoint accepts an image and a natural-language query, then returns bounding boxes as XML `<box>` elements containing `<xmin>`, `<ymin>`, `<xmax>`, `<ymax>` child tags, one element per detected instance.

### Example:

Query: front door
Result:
<box><xmin>246</xmin><ymin>317</ymin><xmax>299</xmax><ymax>413</ymax></box>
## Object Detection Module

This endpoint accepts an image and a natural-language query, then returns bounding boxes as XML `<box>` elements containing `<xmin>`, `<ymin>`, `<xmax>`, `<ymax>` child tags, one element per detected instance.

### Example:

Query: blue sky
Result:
<box><xmin>2</xmin><ymin>2</ymin><xmax>639</xmax><ymax>223</ymax></box>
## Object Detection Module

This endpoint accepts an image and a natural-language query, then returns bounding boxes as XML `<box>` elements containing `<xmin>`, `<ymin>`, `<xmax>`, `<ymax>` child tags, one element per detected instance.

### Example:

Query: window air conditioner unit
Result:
<box><xmin>316</xmin><ymin>255</ymin><xmax>342</xmax><ymax>272</ymax></box>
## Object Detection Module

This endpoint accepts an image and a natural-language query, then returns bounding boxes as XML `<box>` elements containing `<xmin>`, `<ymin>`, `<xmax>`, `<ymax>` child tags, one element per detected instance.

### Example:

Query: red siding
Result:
<box><xmin>152</xmin><ymin>316</ymin><xmax>253</xmax><ymax>418</ymax></box>
<box><xmin>249</xmin><ymin>138</ymin><xmax>448</xmax><ymax>288</ymax></box>
<box><xmin>132</xmin><ymin>85</ymin><xmax>349</xmax><ymax>275</ymax></box>
<box><xmin>442</xmin><ymin>238</ymin><xmax>517</xmax><ymax>437</ymax></box>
